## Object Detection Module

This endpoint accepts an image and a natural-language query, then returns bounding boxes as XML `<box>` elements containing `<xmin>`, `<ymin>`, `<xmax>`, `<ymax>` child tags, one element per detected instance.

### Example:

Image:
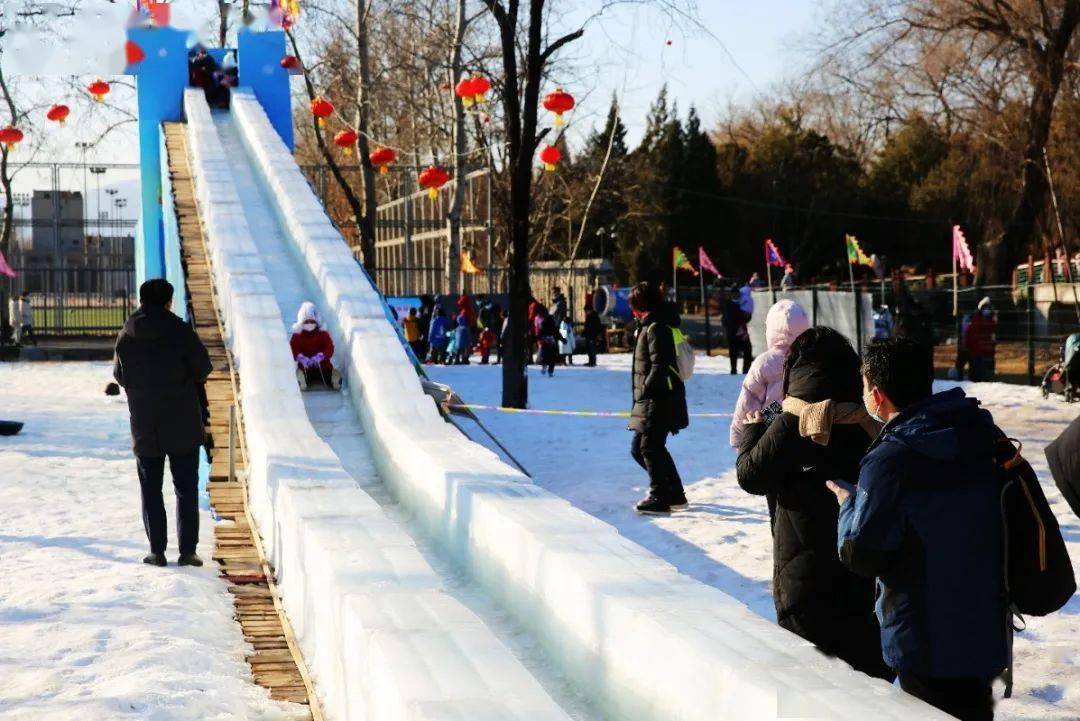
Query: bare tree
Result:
<box><xmin>820</xmin><ymin>0</ymin><xmax>1080</xmax><ymax>281</ymax></box>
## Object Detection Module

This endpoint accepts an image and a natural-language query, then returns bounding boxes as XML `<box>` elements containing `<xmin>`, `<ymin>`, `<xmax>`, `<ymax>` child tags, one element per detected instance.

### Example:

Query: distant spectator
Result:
<box><xmin>729</xmin><ymin>299</ymin><xmax>810</xmax><ymax>449</ymax></box>
<box><xmin>559</xmin><ymin>316</ymin><xmax>575</xmax><ymax>365</ymax></box>
<box><xmin>478</xmin><ymin>326</ymin><xmax>496</xmax><ymax>365</ymax></box>
<box><xmin>748</xmin><ymin>272</ymin><xmax>766</xmax><ymax>289</ymax></box>
<box><xmin>7</xmin><ymin>293</ymin><xmax>22</xmax><ymax>345</ymax></box>
<box><xmin>550</xmin><ymin>287</ymin><xmax>568</xmax><ymax>326</ymax></box>
<box><xmin>456</xmin><ymin>293</ymin><xmax>476</xmax><ymax>333</ymax></box>
<box><xmin>427</xmin><ymin>306</ymin><xmax>450</xmax><ymax>364</ymax></box>
<box><xmin>830</xmin><ymin>338</ymin><xmax>1008</xmax><ymax>720</ymax></box>
<box><xmin>402</xmin><ymin>307</ymin><xmax>424</xmax><ymax>360</ymax></box>
<box><xmin>113</xmin><ymin>279</ymin><xmax>211</xmax><ymax>568</ymax></box>
<box><xmin>722</xmin><ymin>286</ymin><xmax>752</xmax><ymax>375</ymax></box>
<box><xmin>497</xmin><ymin>307</ymin><xmax>509</xmax><ymax>364</ymax></box>
<box><xmin>17</xmin><ymin>292</ymin><xmax>34</xmax><ymax>346</ymax></box>
<box><xmin>582</xmin><ymin>305</ymin><xmax>602</xmax><ymax>367</ymax></box>
<box><xmin>479</xmin><ymin>296</ymin><xmax>498</xmax><ymax>332</ymax></box>
<box><xmin>781</xmin><ymin>264</ymin><xmax>797</xmax><ymax>289</ymax></box>
<box><xmin>536</xmin><ymin>306</ymin><xmax>562</xmax><ymax>376</ymax></box>
<box><xmin>453</xmin><ymin>311</ymin><xmax>471</xmax><ymax>365</ymax></box>
<box><xmin>966</xmin><ymin>297</ymin><xmax>997</xmax><ymax>382</ymax></box>
<box><xmin>627</xmin><ymin>281</ymin><xmax>689</xmax><ymax>515</ymax></box>
<box><xmin>417</xmin><ymin>301</ymin><xmax>432</xmax><ymax>360</ymax></box>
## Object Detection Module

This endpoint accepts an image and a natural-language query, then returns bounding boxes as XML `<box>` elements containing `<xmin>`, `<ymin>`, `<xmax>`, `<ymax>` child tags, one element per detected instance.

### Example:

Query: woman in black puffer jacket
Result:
<box><xmin>736</xmin><ymin>326</ymin><xmax>892</xmax><ymax>681</ymax></box>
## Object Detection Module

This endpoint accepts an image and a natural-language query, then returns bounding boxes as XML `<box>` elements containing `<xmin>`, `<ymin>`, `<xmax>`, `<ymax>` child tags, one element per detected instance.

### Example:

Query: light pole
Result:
<box><xmin>114</xmin><ymin>197</ymin><xmax>127</xmax><ymax>258</ymax></box>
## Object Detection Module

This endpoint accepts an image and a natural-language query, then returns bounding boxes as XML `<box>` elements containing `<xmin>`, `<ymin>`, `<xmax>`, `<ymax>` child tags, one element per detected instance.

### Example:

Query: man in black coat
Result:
<box><xmin>736</xmin><ymin>327</ymin><xmax>891</xmax><ymax>681</ymax></box>
<box><xmin>628</xmin><ymin>281</ymin><xmax>689</xmax><ymax>515</ymax></box>
<box><xmin>114</xmin><ymin>279</ymin><xmax>212</xmax><ymax>568</ymax></box>
<box><xmin>582</xmin><ymin>306</ymin><xmax>602</xmax><ymax>367</ymax></box>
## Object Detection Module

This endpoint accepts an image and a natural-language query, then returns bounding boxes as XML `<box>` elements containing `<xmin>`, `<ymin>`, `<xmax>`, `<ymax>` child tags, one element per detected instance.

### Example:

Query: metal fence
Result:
<box><xmin>4</xmin><ymin>263</ymin><xmax>135</xmax><ymax>337</ymax></box>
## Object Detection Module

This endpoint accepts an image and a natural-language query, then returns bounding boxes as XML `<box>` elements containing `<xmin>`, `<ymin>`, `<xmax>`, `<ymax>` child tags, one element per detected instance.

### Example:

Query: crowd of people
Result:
<box><xmin>623</xmin><ymin>279</ymin><xmax>1032</xmax><ymax>720</ymax></box>
<box><xmin>396</xmin><ymin>287</ymin><xmax>605</xmax><ymax>373</ymax></box>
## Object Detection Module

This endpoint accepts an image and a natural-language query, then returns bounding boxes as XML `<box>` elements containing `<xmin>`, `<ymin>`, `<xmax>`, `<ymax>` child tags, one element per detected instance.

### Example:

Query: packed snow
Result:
<box><xmin>0</xmin><ymin>361</ymin><xmax>307</xmax><ymax>721</ymax></box>
<box><xmin>429</xmin><ymin>352</ymin><xmax>1080</xmax><ymax>721</ymax></box>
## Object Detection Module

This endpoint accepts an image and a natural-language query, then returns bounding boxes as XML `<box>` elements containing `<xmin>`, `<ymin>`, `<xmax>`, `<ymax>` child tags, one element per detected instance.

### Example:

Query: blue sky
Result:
<box><xmin>562</xmin><ymin>0</ymin><xmax>821</xmax><ymax>143</ymax></box>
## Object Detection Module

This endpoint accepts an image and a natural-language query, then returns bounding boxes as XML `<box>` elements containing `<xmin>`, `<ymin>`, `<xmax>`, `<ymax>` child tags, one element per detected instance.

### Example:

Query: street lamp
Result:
<box><xmin>89</xmin><ymin>166</ymin><xmax>107</xmax><ymax>246</ymax></box>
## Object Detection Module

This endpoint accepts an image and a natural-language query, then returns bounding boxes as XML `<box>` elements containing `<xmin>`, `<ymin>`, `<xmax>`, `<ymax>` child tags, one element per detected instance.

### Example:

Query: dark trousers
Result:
<box><xmin>585</xmin><ymin>338</ymin><xmax>598</xmax><ymax>366</ymax></box>
<box><xmin>728</xmin><ymin>335</ymin><xmax>752</xmax><ymax>374</ymax></box>
<box><xmin>136</xmin><ymin>451</ymin><xmax>200</xmax><ymax>556</ymax></box>
<box><xmin>899</xmin><ymin>673</ymin><xmax>994</xmax><ymax>721</ymax></box>
<box><xmin>408</xmin><ymin>340</ymin><xmax>425</xmax><ymax>361</ymax></box>
<box><xmin>631</xmin><ymin>427</ymin><xmax>686</xmax><ymax>503</ymax></box>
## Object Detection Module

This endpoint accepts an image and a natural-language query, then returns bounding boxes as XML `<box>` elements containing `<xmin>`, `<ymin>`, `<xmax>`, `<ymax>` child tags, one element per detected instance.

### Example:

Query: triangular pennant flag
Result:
<box><xmin>461</xmin><ymin>249</ymin><xmax>482</xmax><ymax>275</ymax></box>
<box><xmin>764</xmin><ymin>238</ymin><xmax>787</xmax><ymax>268</ymax></box>
<box><xmin>953</xmin><ymin>225</ymin><xmax>975</xmax><ymax>273</ymax></box>
<box><xmin>698</xmin><ymin>247</ymin><xmax>720</xmax><ymax>276</ymax></box>
<box><xmin>845</xmin><ymin>234</ymin><xmax>873</xmax><ymax>267</ymax></box>
<box><xmin>0</xmin><ymin>247</ymin><xmax>17</xmax><ymax>278</ymax></box>
<box><xmin>672</xmin><ymin>246</ymin><xmax>698</xmax><ymax>275</ymax></box>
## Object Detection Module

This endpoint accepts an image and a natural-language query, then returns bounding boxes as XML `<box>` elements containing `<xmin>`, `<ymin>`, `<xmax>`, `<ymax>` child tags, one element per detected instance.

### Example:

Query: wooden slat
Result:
<box><xmin>164</xmin><ymin>122</ymin><xmax>321</xmax><ymax>721</ymax></box>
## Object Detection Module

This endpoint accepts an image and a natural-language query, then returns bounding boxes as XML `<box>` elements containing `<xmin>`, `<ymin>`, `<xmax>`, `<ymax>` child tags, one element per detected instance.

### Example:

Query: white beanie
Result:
<box><xmin>978</xmin><ymin>296</ymin><xmax>992</xmax><ymax>310</ymax></box>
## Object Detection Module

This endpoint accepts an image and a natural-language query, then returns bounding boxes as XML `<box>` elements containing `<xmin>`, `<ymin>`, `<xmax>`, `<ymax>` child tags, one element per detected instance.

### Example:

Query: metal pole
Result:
<box><xmin>486</xmin><ymin>170</ymin><xmax>495</xmax><ymax>295</ymax></box>
<box><xmin>1027</xmin><ymin>282</ymin><xmax>1035</xmax><ymax>387</ymax></box>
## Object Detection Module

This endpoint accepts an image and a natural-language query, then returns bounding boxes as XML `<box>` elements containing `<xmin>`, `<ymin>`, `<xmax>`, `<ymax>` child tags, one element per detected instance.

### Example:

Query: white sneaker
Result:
<box><xmin>296</xmin><ymin>367</ymin><xmax>308</xmax><ymax>391</ymax></box>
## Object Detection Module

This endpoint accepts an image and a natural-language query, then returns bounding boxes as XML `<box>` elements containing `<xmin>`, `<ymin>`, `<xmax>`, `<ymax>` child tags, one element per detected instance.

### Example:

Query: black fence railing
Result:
<box><xmin>3</xmin><ymin>265</ymin><xmax>135</xmax><ymax>337</ymax></box>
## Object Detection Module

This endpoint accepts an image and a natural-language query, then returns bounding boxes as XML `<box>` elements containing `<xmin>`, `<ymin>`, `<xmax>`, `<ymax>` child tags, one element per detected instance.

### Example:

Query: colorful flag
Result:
<box><xmin>461</xmin><ymin>249</ymin><xmax>482</xmax><ymax>275</ymax></box>
<box><xmin>672</xmin><ymin>246</ymin><xmax>698</xmax><ymax>275</ymax></box>
<box><xmin>845</xmin><ymin>234</ymin><xmax>873</xmax><ymax>267</ymax></box>
<box><xmin>764</xmin><ymin>238</ymin><xmax>786</xmax><ymax>268</ymax></box>
<box><xmin>953</xmin><ymin>225</ymin><xmax>975</xmax><ymax>273</ymax></box>
<box><xmin>698</xmin><ymin>246</ymin><xmax>720</xmax><ymax>277</ymax></box>
<box><xmin>0</xmin><ymin>248</ymin><xmax>16</xmax><ymax>278</ymax></box>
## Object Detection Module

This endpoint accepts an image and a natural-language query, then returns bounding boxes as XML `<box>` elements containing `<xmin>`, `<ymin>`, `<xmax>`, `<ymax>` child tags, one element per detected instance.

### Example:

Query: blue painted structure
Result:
<box><xmin>129</xmin><ymin>27</ymin><xmax>293</xmax><ymax>286</ymax></box>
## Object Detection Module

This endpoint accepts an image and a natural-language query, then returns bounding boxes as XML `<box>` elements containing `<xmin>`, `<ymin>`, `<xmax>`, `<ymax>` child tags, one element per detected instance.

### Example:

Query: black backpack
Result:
<box><xmin>994</xmin><ymin>435</ymin><xmax>1075</xmax><ymax>617</ymax></box>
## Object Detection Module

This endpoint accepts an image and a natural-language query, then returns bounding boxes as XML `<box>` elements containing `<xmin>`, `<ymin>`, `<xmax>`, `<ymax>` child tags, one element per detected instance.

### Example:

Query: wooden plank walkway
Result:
<box><xmin>164</xmin><ymin>121</ymin><xmax>322</xmax><ymax>719</ymax></box>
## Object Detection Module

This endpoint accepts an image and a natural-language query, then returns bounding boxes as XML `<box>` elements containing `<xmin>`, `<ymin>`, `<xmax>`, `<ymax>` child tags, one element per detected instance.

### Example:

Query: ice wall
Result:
<box><xmin>182</xmin><ymin>89</ymin><xmax>572</xmax><ymax>721</ymax></box>
<box><xmin>230</xmin><ymin>86</ymin><xmax>950</xmax><ymax>721</ymax></box>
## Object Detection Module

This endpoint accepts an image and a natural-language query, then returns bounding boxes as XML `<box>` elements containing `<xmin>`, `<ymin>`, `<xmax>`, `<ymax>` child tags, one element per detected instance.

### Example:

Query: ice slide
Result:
<box><xmin>186</xmin><ymin>86</ymin><xmax>948</xmax><ymax>721</ymax></box>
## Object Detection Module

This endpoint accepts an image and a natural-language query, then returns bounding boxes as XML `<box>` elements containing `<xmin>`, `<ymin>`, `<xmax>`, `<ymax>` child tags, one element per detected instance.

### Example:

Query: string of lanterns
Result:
<box><xmin>0</xmin><ymin>77</ymin><xmax>119</xmax><ymax>153</ymax></box>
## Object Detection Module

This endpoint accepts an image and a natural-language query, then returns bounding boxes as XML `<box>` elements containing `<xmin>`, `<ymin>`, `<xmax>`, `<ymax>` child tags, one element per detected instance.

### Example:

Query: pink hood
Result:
<box><xmin>764</xmin><ymin>299</ymin><xmax>810</xmax><ymax>351</ymax></box>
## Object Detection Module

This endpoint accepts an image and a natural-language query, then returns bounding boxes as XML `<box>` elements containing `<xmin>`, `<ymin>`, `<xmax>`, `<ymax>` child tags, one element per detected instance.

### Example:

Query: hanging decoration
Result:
<box><xmin>310</xmin><ymin>96</ymin><xmax>334</xmax><ymax>127</ymax></box>
<box><xmin>418</xmin><ymin>166</ymin><xmax>450</xmax><ymax>199</ymax></box>
<box><xmin>539</xmin><ymin>145</ymin><xmax>561</xmax><ymax>172</ymax></box>
<box><xmin>88</xmin><ymin>79</ymin><xmax>111</xmax><ymax>103</ymax></box>
<box><xmin>0</xmin><ymin>126</ymin><xmax>24</xmax><ymax>150</ymax></box>
<box><xmin>334</xmin><ymin>128</ymin><xmax>358</xmax><ymax>155</ymax></box>
<box><xmin>543</xmin><ymin>89</ymin><xmax>575</xmax><ymax>126</ymax></box>
<box><xmin>281</xmin><ymin>55</ymin><xmax>300</xmax><ymax>71</ymax></box>
<box><xmin>454</xmin><ymin>76</ymin><xmax>491</xmax><ymax>108</ymax></box>
<box><xmin>46</xmin><ymin>104</ymin><xmax>71</xmax><ymax>125</ymax></box>
<box><xmin>369</xmin><ymin>147</ymin><xmax>396</xmax><ymax>174</ymax></box>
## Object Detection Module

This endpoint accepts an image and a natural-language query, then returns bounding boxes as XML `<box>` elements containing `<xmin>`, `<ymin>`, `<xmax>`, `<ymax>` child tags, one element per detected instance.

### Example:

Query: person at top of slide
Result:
<box><xmin>290</xmin><ymin>301</ymin><xmax>341</xmax><ymax>390</ymax></box>
<box><xmin>729</xmin><ymin>299</ymin><xmax>810</xmax><ymax>448</ymax></box>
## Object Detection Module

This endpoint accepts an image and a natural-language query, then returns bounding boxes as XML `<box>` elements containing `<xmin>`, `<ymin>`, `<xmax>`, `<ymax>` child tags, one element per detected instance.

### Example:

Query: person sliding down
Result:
<box><xmin>290</xmin><ymin>302</ymin><xmax>342</xmax><ymax>390</ymax></box>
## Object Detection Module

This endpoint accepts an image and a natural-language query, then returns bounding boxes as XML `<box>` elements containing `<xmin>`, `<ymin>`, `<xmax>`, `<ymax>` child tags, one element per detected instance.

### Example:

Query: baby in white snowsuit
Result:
<box><xmin>728</xmin><ymin>299</ymin><xmax>810</xmax><ymax>448</ymax></box>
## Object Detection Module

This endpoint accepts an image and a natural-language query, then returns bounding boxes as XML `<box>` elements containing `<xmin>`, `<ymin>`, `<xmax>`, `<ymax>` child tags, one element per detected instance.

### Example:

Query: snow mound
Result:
<box><xmin>229</xmin><ymin>87</ymin><xmax>950</xmax><ymax>721</ymax></box>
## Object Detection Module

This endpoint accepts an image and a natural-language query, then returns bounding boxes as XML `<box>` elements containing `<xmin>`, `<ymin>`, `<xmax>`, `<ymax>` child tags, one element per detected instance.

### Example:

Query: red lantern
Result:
<box><xmin>88</xmin><ymin>79</ymin><xmax>111</xmax><ymax>103</ymax></box>
<box><xmin>543</xmin><ymin>89</ymin><xmax>575</xmax><ymax>126</ymax></box>
<box><xmin>470</xmin><ymin>76</ymin><xmax>491</xmax><ymax>105</ymax></box>
<box><xmin>281</xmin><ymin>55</ymin><xmax>300</xmax><ymax>71</ymax></box>
<box><xmin>310</xmin><ymin>96</ymin><xmax>334</xmax><ymax>127</ymax></box>
<box><xmin>539</xmin><ymin>145</ymin><xmax>561</xmax><ymax>172</ymax></box>
<box><xmin>369</xmin><ymin>147</ymin><xmax>396</xmax><ymax>175</ymax></box>
<box><xmin>418</xmin><ymin>165</ymin><xmax>450</xmax><ymax>200</ymax></box>
<box><xmin>47</xmin><ymin>104</ymin><xmax>71</xmax><ymax>126</ymax></box>
<box><xmin>334</xmin><ymin>128</ymin><xmax>358</xmax><ymax>155</ymax></box>
<box><xmin>0</xmin><ymin>126</ymin><xmax>24</xmax><ymax>151</ymax></box>
<box><xmin>454</xmin><ymin>77</ymin><xmax>478</xmax><ymax>108</ymax></box>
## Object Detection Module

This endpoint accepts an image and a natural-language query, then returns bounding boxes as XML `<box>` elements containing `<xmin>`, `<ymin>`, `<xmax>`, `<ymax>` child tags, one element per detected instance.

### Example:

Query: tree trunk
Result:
<box><xmin>446</xmin><ymin>0</ymin><xmax>467</xmax><ymax>297</ymax></box>
<box><xmin>0</xmin><ymin>66</ymin><xmax>17</xmax><ymax>333</ymax></box>
<box><xmin>217</xmin><ymin>1</ymin><xmax>229</xmax><ymax>47</ymax></box>
<box><xmin>354</xmin><ymin>0</ymin><xmax>378</xmax><ymax>275</ymax></box>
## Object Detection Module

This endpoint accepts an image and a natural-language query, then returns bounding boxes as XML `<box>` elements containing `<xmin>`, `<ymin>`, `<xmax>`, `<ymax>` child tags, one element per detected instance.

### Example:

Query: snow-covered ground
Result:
<box><xmin>430</xmin><ymin>352</ymin><xmax>1080</xmax><ymax>721</ymax></box>
<box><xmin>0</xmin><ymin>362</ymin><xmax>306</xmax><ymax>721</ymax></box>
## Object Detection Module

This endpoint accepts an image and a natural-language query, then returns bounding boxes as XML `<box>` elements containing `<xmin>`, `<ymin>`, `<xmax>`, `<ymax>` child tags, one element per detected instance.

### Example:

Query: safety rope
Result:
<box><xmin>446</xmin><ymin>403</ymin><xmax>733</xmax><ymax>419</ymax></box>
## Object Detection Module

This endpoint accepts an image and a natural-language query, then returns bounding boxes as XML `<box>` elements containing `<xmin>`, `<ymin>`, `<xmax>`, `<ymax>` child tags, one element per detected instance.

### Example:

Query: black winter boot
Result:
<box><xmin>143</xmin><ymin>552</ymin><xmax>167</xmax><ymax>567</ymax></box>
<box><xmin>177</xmin><ymin>553</ymin><xmax>203</xmax><ymax>567</ymax></box>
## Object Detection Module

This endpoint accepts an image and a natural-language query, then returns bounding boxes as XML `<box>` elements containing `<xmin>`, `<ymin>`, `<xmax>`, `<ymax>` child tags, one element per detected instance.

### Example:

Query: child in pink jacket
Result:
<box><xmin>729</xmin><ymin>299</ymin><xmax>810</xmax><ymax>448</ymax></box>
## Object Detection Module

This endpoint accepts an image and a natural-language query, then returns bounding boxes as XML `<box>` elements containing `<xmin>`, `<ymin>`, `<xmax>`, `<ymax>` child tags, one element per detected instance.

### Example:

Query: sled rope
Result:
<box><xmin>446</xmin><ymin>403</ymin><xmax>733</xmax><ymax>419</ymax></box>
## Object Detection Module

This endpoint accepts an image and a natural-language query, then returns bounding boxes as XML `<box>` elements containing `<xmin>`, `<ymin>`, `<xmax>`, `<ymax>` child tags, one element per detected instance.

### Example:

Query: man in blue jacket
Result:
<box><xmin>827</xmin><ymin>337</ymin><xmax>1007</xmax><ymax>721</ymax></box>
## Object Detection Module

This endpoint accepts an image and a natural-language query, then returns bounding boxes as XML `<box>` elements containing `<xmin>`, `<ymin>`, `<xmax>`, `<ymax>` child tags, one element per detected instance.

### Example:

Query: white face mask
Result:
<box><xmin>864</xmin><ymin>389</ymin><xmax>886</xmax><ymax>424</ymax></box>
<box><xmin>303</xmin><ymin>322</ymin><xmax>317</xmax><ymax>331</ymax></box>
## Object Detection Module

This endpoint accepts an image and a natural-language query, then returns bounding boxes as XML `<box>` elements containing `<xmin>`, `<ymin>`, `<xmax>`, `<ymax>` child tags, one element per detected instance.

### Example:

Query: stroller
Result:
<box><xmin>1041</xmin><ymin>333</ymin><xmax>1080</xmax><ymax>402</ymax></box>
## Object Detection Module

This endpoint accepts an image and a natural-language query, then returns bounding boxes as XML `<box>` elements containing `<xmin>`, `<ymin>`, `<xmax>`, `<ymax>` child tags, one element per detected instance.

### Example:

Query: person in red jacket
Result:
<box><xmin>965</xmin><ymin>296</ymin><xmax>997</xmax><ymax>382</ymax></box>
<box><xmin>456</xmin><ymin>293</ymin><xmax>476</xmax><ymax>332</ymax></box>
<box><xmin>290</xmin><ymin>301</ymin><xmax>342</xmax><ymax>390</ymax></box>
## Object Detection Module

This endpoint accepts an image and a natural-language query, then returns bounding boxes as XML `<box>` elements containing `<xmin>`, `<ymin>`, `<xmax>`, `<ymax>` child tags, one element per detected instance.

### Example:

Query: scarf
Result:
<box><xmin>781</xmin><ymin>396</ymin><xmax>881</xmax><ymax>446</ymax></box>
